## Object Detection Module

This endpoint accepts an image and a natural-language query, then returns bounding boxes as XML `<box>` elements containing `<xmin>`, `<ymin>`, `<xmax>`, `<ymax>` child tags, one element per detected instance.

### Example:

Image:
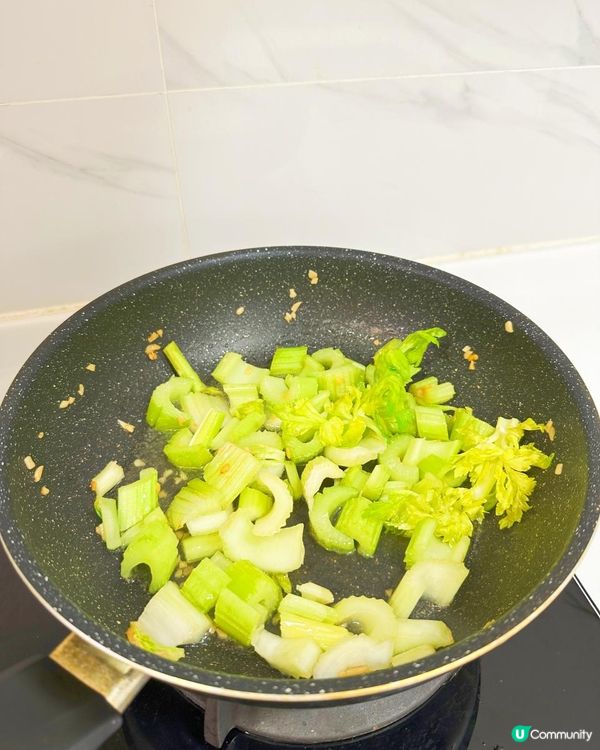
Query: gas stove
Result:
<box><xmin>1</xmin><ymin>544</ymin><xmax>598</xmax><ymax>749</ymax></box>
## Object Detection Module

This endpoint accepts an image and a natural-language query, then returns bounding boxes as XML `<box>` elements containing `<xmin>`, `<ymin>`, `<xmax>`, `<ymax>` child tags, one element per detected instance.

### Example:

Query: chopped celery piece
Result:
<box><xmin>286</xmin><ymin>375</ymin><xmax>319</xmax><ymax>401</ymax></box>
<box><xmin>415</xmin><ymin>405</ymin><xmax>449</xmax><ymax>441</ymax></box>
<box><xmin>450</xmin><ymin>407</ymin><xmax>495</xmax><ymax>450</ymax></box>
<box><xmin>211</xmin><ymin>550</ymin><xmax>233</xmax><ymax>570</ymax></box>
<box><xmin>362</xmin><ymin>465</ymin><xmax>390</xmax><ymax>501</ymax></box>
<box><xmin>181</xmin><ymin>557</ymin><xmax>231</xmax><ymax>612</ymax></box>
<box><xmin>383</xmin><ymin>463</ymin><xmax>420</xmax><ymax>487</ymax></box>
<box><xmin>187</xmin><ymin>509</ymin><xmax>230</xmax><ymax>535</ymax></box>
<box><xmin>253</xmin><ymin>471</ymin><xmax>293</xmax><ymax>536</ymax></box>
<box><xmin>409</xmin><ymin>377</ymin><xmax>455</xmax><ymax>406</ymax></box>
<box><xmin>334</xmin><ymin>596</ymin><xmax>397</xmax><ymax>642</ymax></box>
<box><xmin>126</xmin><ymin>622</ymin><xmax>185</xmax><ymax>661</ymax></box>
<box><xmin>318</xmin><ymin>363</ymin><xmax>364</xmax><ymax>400</ymax></box>
<box><xmin>335</xmin><ymin>496</ymin><xmax>383</xmax><ymax>557</ymax></box>
<box><xmin>388</xmin><ymin>567</ymin><xmax>426</xmax><ymax>618</ymax></box>
<box><xmin>395</xmin><ymin>618</ymin><xmax>453</xmax><ymax>654</ymax></box>
<box><xmin>239</xmin><ymin>430</ymin><xmax>284</xmax><ymax>450</ymax></box>
<box><xmin>260</xmin><ymin>375</ymin><xmax>288</xmax><ymax>404</ymax></box>
<box><xmin>212</xmin><ymin>352</ymin><xmax>268</xmax><ymax>385</ymax></box>
<box><xmin>238</xmin><ymin>487</ymin><xmax>273</xmax><ymax>520</ymax></box>
<box><xmin>162</xmin><ymin>341</ymin><xmax>205</xmax><ymax>393</ymax></box>
<box><xmin>252</xmin><ymin>461</ymin><xmax>285</xmax><ymax>494</ymax></box>
<box><xmin>297</xmin><ymin>581</ymin><xmax>334</xmax><ymax>605</ymax></box>
<box><xmin>340</xmin><ymin>466</ymin><xmax>369</xmax><ymax>492</ymax></box>
<box><xmin>227</xmin><ymin>559</ymin><xmax>282</xmax><ymax>616</ymax></box>
<box><xmin>301</xmin><ymin>456</ymin><xmax>344</xmax><ymax>510</ymax></box>
<box><xmin>98</xmin><ymin>497</ymin><xmax>120</xmax><ymax>550</ymax></box>
<box><xmin>403</xmin><ymin>438</ymin><xmax>460</xmax><ymax>466</ymax></box>
<box><xmin>391</xmin><ymin>644</ymin><xmax>436</xmax><ymax>666</ymax></box>
<box><xmin>119</xmin><ymin>507</ymin><xmax>167</xmax><ymax>547</ymax></box>
<box><xmin>181</xmin><ymin>533</ymin><xmax>222</xmax><ymax>562</ymax></box>
<box><xmin>271</xmin><ymin>572</ymin><xmax>292</xmax><ymax>594</ymax></box>
<box><xmin>182</xmin><ymin>391</ymin><xmax>229</xmax><ymax>431</ymax></box>
<box><xmin>417</xmin><ymin>454</ymin><xmax>453</xmax><ymax>480</ymax></box>
<box><xmin>280</xmin><ymin>614</ymin><xmax>350</xmax><ymax>650</ymax></box>
<box><xmin>312</xmin><ymin>348</ymin><xmax>346</xmax><ymax>369</ymax></box>
<box><xmin>389</xmin><ymin>561</ymin><xmax>469</xmax><ymax>616</ymax></box>
<box><xmin>204</xmin><ymin>442</ymin><xmax>261</xmax><ymax>506</ymax></box>
<box><xmin>214</xmin><ymin>588</ymin><xmax>266</xmax><ymax>646</ymax></box>
<box><xmin>190</xmin><ymin>409</ymin><xmax>225</xmax><ymax>448</ymax></box>
<box><xmin>166</xmin><ymin>479</ymin><xmax>224</xmax><ymax>530</ymax></box>
<box><xmin>279</xmin><ymin>594</ymin><xmax>338</xmax><ymax>624</ymax></box>
<box><xmin>220</xmin><ymin>510</ymin><xmax>305</xmax><ymax>573</ymax></box>
<box><xmin>163</xmin><ymin>428</ymin><xmax>212</xmax><ymax>470</ymax></box>
<box><xmin>90</xmin><ymin>460</ymin><xmax>124</xmax><ymax>497</ymax></box>
<box><xmin>121</xmin><ymin>517</ymin><xmax>179</xmax><ymax>593</ymax></box>
<box><xmin>309</xmin><ymin>486</ymin><xmax>356</xmax><ymax>554</ymax></box>
<box><xmin>146</xmin><ymin>376</ymin><xmax>193</xmax><ymax>432</ymax></box>
<box><xmin>324</xmin><ymin>436</ymin><xmax>384</xmax><ymax>467</ymax></box>
<box><xmin>253</xmin><ymin>629</ymin><xmax>321</xmax><ymax>679</ymax></box>
<box><xmin>211</xmin><ymin>411</ymin><xmax>265</xmax><ymax>450</ymax></box>
<box><xmin>417</xmin><ymin>560</ymin><xmax>469</xmax><ymax>607</ymax></box>
<box><xmin>404</xmin><ymin>518</ymin><xmax>470</xmax><ymax>567</ymax></box>
<box><xmin>285</xmin><ymin>434</ymin><xmax>324</xmax><ymax>464</ymax></box>
<box><xmin>137</xmin><ymin>581</ymin><xmax>211</xmax><ymax>646</ymax></box>
<box><xmin>224</xmin><ymin>383</ymin><xmax>259</xmax><ymax>412</ymax></box>
<box><xmin>284</xmin><ymin>460</ymin><xmax>303</xmax><ymax>501</ymax></box>
<box><xmin>299</xmin><ymin>354</ymin><xmax>325</xmax><ymax>375</ymax></box>
<box><xmin>270</xmin><ymin>346</ymin><xmax>308</xmax><ymax>376</ymax></box>
<box><xmin>117</xmin><ymin>468</ymin><xmax>159</xmax><ymax>531</ymax></box>
<box><xmin>313</xmin><ymin>634</ymin><xmax>393</xmax><ymax>679</ymax></box>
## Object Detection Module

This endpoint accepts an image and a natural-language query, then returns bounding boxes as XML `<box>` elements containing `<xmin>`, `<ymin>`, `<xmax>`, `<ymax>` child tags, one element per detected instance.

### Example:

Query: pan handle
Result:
<box><xmin>0</xmin><ymin>634</ymin><xmax>147</xmax><ymax>750</ymax></box>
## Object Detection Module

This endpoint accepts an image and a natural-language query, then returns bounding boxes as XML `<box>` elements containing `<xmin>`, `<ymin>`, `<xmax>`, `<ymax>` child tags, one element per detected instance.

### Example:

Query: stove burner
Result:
<box><xmin>184</xmin><ymin>672</ymin><xmax>451</xmax><ymax>746</ymax></box>
<box><xmin>122</xmin><ymin>663</ymin><xmax>480</xmax><ymax>749</ymax></box>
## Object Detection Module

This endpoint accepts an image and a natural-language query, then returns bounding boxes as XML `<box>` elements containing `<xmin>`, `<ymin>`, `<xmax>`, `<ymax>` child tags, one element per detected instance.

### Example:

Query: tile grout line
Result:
<box><xmin>1</xmin><ymin>235</ymin><xmax>598</xmax><ymax>325</ymax></box>
<box><xmin>150</xmin><ymin>0</ymin><xmax>192</xmax><ymax>257</ymax></box>
<box><xmin>2</xmin><ymin>63</ymin><xmax>600</xmax><ymax>108</ymax></box>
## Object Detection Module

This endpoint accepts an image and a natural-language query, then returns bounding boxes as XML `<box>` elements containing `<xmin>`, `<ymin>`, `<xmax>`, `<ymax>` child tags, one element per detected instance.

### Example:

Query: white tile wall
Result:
<box><xmin>169</xmin><ymin>68</ymin><xmax>600</xmax><ymax>258</ymax></box>
<box><xmin>0</xmin><ymin>95</ymin><xmax>184</xmax><ymax>312</ymax></box>
<box><xmin>156</xmin><ymin>0</ymin><xmax>600</xmax><ymax>89</ymax></box>
<box><xmin>0</xmin><ymin>0</ymin><xmax>163</xmax><ymax>103</ymax></box>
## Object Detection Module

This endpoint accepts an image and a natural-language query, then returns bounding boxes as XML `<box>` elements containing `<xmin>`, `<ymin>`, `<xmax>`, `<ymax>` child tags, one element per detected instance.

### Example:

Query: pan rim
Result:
<box><xmin>1</xmin><ymin>245</ymin><xmax>599</xmax><ymax>701</ymax></box>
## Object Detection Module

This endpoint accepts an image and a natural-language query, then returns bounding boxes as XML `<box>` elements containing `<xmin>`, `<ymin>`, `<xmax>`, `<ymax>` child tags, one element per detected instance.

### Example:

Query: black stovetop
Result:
<box><xmin>1</xmin><ymin>543</ymin><xmax>598</xmax><ymax>750</ymax></box>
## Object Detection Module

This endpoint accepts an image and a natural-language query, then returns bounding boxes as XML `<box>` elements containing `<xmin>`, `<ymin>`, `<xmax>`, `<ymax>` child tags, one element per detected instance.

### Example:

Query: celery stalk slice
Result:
<box><xmin>280</xmin><ymin>614</ymin><xmax>351</xmax><ymax>650</ymax></box>
<box><xmin>137</xmin><ymin>581</ymin><xmax>211</xmax><ymax>646</ymax></box>
<box><xmin>301</xmin><ymin>456</ymin><xmax>344</xmax><ymax>510</ymax></box>
<box><xmin>391</xmin><ymin>644</ymin><xmax>436</xmax><ymax>666</ymax></box>
<box><xmin>253</xmin><ymin>471</ymin><xmax>294</xmax><ymax>536</ymax></box>
<box><xmin>162</xmin><ymin>341</ymin><xmax>206</xmax><ymax>393</ymax></box>
<box><xmin>312</xmin><ymin>634</ymin><xmax>393</xmax><ymax>679</ymax></box>
<box><xmin>203</xmin><ymin>442</ymin><xmax>261</xmax><ymax>506</ymax></box>
<box><xmin>253</xmin><ymin>629</ymin><xmax>321</xmax><ymax>679</ymax></box>
<box><xmin>296</xmin><ymin>582</ymin><xmax>334</xmax><ymax>605</ymax></box>
<box><xmin>181</xmin><ymin>533</ymin><xmax>222</xmax><ymax>562</ymax></box>
<box><xmin>334</xmin><ymin>596</ymin><xmax>397</xmax><ymax>642</ymax></box>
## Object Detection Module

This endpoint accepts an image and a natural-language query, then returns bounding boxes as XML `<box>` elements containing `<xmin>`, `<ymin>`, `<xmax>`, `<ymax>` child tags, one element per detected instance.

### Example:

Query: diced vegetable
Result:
<box><xmin>146</xmin><ymin>376</ymin><xmax>193</xmax><ymax>432</ymax></box>
<box><xmin>395</xmin><ymin>618</ymin><xmax>454</xmax><ymax>654</ymax></box>
<box><xmin>301</xmin><ymin>456</ymin><xmax>344</xmax><ymax>510</ymax></box>
<box><xmin>181</xmin><ymin>533</ymin><xmax>222</xmax><ymax>562</ymax></box>
<box><xmin>97</xmin><ymin>497</ymin><xmax>121</xmax><ymax>550</ymax></box>
<box><xmin>361</xmin><ymin>465</ymin><xmax>390</xmax><ymax>501</ymax></box>
<box><xmin>279</xmin><ymin>594</ymin><xmax>338</xmax><ymax>624</ymax></box>
<box><xmin>334</xmin><ymin>596</ymin><xmax>397</xmax><ymax>642</ymax></box>
<box><xmin>166</xmin><ymin>479</ymin><xmax>224</xmax><ymax>530</ymax></box>
<box><xmin>90</xmin><ymin>460</ymin><xmax>124</xmax><ymax>497</ymax></box>
<box><xmin>391</xmin><ymin>644</ymin><xmax>436</xmax><ymax>666</ymax></box>
<box><xmin>126</xmin><ymin>622</ymin><xmax>185</xmax><ymax>661</ymax></box>
<box><xmin>335</xmin><ymin>496</ymin><xmax>383</xmax><ymax>557</ymax></box>
<box><xmin>280</xmin><ymin>614</ymin><xmax>351</xmax><ymax>650</ymax></box>
<box><xmin>117</xmin><ymin>468</ymin><xmax>159</xmax><ymax>532</ymax></box>
<box><xmin>214</xmin><ymin>588</ymin><xmax>266</xmax><ymax>646</ymax></box>
<box><xmin>212</xmin><ymin>352</ymin><xmax>268</xmax><ymax>385</ymax></box>
<box><xmin>163</xmin><ymin>341</ymin><xmax>205</xmax><ymax>393</ymax></box>
<box><xmin>238</xmin><ymin>487</ymin><xmax>273</xmax><ymax>520</ymax></box>
<box><xmin>163</xmin><ymin>428</ymin><xmax>212</xmax><ymax>469</ymax></box>
<box><xmin>270</xmin><ymin>346</ymin><xmax>308</xmax><ymax>377</ymax></box>
<box><xmin>203</xmin><ymin>443</ymin><xmax>261</xmax><ymax>505</ymax></box>
<box><xmin>297</xmin><ymin>581</ymin><xmax>334</xmax><ymax>605</ymax></box>
<box><xmin>309</xmin><ymin>486</ymin><xmax>356</xmax><ymax>553</ymax></box>
<box><xmin>253</xmin><ymin>629</ymin><xmax>321</xmax><ymax>679</ymax></box>
<box><xmin>121</xmin><ymin>517</ymin><xmax>179</xmax><ymax>593</ymax></box>
<box><xmin>220</xmin><ymin>510</ymin><xmax>305</xmax><ymax>572</ymax></box>
<box><xmin>253</xmin><ymin>471</ymin><xmax>293</xmax><ymax>536</ymax></box>
<box><xmin>227</xmin><ymin>560</ymin><xmax>282</xmax><ymax>616</ymax></box>
<box><xmin>181</xmin><ymin>557</ymin><xmax>231</xmax><ymax>612</ymax></box>
<box><xmin>186</xmin><ymin>509</ymin><xmax>230</xmax><ymax>535</ymax></box>
<box><xmin>136</xmin><ymin>581</ymin><xmax>211</xmax><ymax>646</ymax></box>
<box><xmin>313</xmin><ymin>634</ymin><xmax>393</xmax><ymax>679</ymax></box>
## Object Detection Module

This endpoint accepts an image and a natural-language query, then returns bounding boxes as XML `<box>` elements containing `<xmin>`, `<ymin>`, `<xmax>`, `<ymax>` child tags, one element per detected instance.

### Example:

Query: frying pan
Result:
<box><xmin>0</xmin><ymin>247</ymin><xmax>598</xmax><ymax>748</ymax></box>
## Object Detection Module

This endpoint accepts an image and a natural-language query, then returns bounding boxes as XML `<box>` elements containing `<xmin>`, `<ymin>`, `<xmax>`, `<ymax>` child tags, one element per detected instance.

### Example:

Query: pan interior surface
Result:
<box><xmin>0</xmin><ymin>246</ymin><xmax>598</xmax><ymax>698</ymax></box>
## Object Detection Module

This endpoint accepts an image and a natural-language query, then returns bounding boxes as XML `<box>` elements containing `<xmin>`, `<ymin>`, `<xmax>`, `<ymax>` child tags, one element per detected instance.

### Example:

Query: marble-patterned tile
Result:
<box><xmin>169</xmin><ymin>68</ymin><xmax>600</xmax><ymax>260</ymax></box>
<box><xmin>0</xmin><ymin>314</ymin><xmax>71</xmax><ymax>400</ymax></box>
<box><xmin>156</xmin><ymin>0</ymin><xmax>600</xmax><ymax>90</ymax></box>
<box><xmin>0</xmin><ymin>95</ymin><xmax>184</xmax><ymax>313</ymax></box>
<box><xmin>0</xmin><ymin>0</ymin><xmax>163</xmax><ymax>104</ymax></box>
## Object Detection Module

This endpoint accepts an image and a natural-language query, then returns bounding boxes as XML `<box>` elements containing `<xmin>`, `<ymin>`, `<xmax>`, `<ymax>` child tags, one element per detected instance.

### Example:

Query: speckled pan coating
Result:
<box><xmin>0</xmin><ymin>246</ymin><xmax>598</xmax><ymax>703</ymax></box>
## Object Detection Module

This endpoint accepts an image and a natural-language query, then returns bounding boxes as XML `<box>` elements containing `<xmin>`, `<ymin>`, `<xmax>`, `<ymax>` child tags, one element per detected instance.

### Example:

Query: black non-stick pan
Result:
<box><xmin>0</xmin><ymin>247</ymin><xmax>598</xmax><ymax>747</ymax></box>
